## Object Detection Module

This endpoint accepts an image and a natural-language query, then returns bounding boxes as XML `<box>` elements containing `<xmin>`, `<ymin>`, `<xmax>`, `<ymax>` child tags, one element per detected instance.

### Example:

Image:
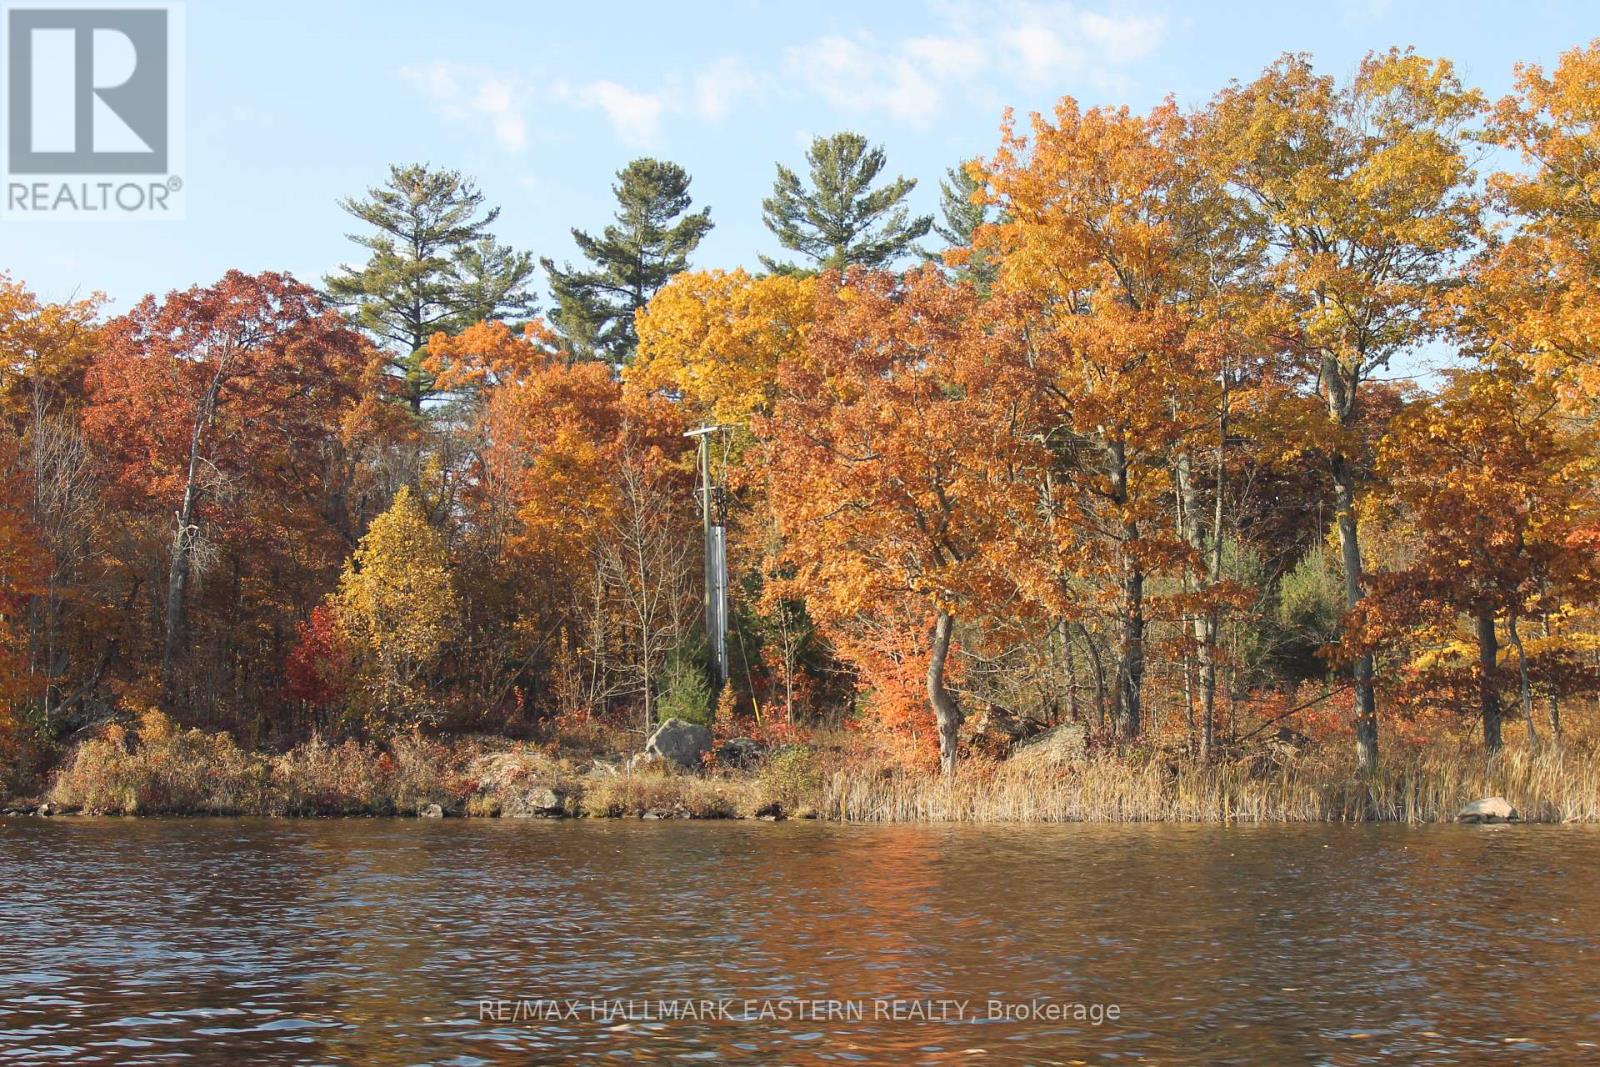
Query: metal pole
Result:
<box><xmin>684</xmin><ymin>425</ymin><xmax>728</xmax><ymax>688</ymax></box>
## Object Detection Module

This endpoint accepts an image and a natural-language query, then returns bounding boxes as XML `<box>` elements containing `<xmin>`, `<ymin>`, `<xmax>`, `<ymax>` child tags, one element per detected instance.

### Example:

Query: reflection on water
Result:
<box><xmin>2</xmin><ymin>818</ymin><xmax>1597</xmax><ymax>1063</ymax></box>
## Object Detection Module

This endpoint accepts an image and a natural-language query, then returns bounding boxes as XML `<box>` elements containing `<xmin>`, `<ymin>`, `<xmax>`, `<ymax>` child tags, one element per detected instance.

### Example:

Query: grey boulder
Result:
<box><xmin>502</xmin><ymin>787</ymin><xmax>568</xmax><ymax>818</ymax></box>
<box><xmin>1457</xmin><ymin>796</ymin><xmax>1519</xmax><ymax>823</ymax></box>
<box><xmin>645</xmin><ymin>718</ymin><xmax>713</xmax><ymax>770</ymax></box>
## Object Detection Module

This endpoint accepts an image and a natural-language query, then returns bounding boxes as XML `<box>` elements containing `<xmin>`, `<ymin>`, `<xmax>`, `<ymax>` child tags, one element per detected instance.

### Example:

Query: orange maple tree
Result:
<box><xmin>83</xmin><ymin>271</ymin><xmax>371</xmax><ymax>702</ymax></box>
<box><xmin>979</xmin><ymin>96</ymin><xmax>1254</xmax><ymax>741</ymax></box>
<box><xmin>762</xmin><ymin>266</ymin><xmax>1038</xmax><ymax>772</ymax></box>
<box><xmin>0</xmin><ymin>436</ymin><xmax>47</xmax><ymax>753</ymax></box>
<box><xmin>1202</xmin><ymin>50</ymin><xmax>1484</xmax><ymax>771</ymax></box>
<box><xmin>1367</xmin><ymin>369</ymin><xmax>1600</xmax><ymax>751</ymax></box>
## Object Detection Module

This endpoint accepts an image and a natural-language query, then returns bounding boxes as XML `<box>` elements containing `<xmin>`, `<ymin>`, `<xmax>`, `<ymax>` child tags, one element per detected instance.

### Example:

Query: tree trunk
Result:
<box><xmin>1080</xmin><ymin>624</ymin><xmax>1107</xmax><ymax>731</ymax></box>
<box><xmin>927</xmin><ymin>611</ymin><xmax>962</xmax><ymax>776</ymax></box>
<box><xmin>1541</xmin><ymin>614</ymin><xmax>1562</xmax><ymax>746</ymax></box>
<box><xmin>161</xmin><ymin>407</ymin><xmax>215</xmax><ymax>701</ymax></box>
<box><xmin>1175</xmin><ymin>447</ymin><xmax>1222</xmax><ymax>762</ymax></box>
<box><xmin>1061</xmin><ymin>620</ymin><xmax>1081</xmax><ymax>724</ymax></box>
<box><xmin>1201</xmin><ymin>371</ymin><xmax>1227</xmax><ymax>761</ymax></box>
<box><xmin>1173</xmin><ymin>448</ymin><xmax>1197</xmax><ymax>751</ymax></box>
<box><xmin>1506</xmin><ymin>616</ymin><xmax>1540</xmax><ymax>753</ymax></box>
<box><xmin>1332</xmin><ymin>455</ymin><xmax>1378</xmax><ymax>773</ymax></box>
<box><xmin>1108</xmin><ymin>439</ymin><xmax>1143</xmax><ymax>741</ymax></box>
<box><xmin>1115</xmin><ymin>563</ymin><xmax>1144</xmax><ymax>741</ymax></box>
<box><xmin>1476</xmin><ymin>611</ymin><xmax>1502</xmax><ymax>753</ymax></box>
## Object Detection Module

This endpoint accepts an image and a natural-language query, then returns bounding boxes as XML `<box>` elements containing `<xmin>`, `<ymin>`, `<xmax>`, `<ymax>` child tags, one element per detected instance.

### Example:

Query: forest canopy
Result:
<box><xmin>6</xmin><ymin>43</ymin><xmax>1600</xmax><ymax>785</ymax></box>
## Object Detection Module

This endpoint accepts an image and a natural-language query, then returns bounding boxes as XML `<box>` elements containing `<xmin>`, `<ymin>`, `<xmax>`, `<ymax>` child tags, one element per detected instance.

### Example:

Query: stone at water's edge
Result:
<box><xmin>1457</xmin><ymin>796</ymin><xmax>1519</xmax><ymax>823</ymax></box>
<box><xmin>502</xmin><ymin>788</ymin><xmax>567</xmax><ymax>818</ymax></box>
<box><xmin>418</xmin><ymin>803</ymin><xmax>445</xmax><ymax>819</ymax></box>
<box><xmin>645</xmin><ymin>718</ymin><xmax>713</xmax><ymax>770</ymax></box>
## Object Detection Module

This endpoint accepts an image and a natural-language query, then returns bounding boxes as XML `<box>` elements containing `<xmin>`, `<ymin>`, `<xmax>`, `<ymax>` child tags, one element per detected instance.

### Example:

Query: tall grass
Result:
<box><xmin>34</xmin><ymin>710</ymin><xmax>1600</xmax><ymax>822</ymax></box>
<box><xmin>818</xmin><ymin>743</ymin><xmax>1600</xmax><ymax>823</ymax></box>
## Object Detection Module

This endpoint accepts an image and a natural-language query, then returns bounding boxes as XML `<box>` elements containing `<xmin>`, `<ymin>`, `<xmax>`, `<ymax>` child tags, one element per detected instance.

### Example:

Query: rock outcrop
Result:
<box><xmin>963</xmin><ymin>705</ymin><xmax>1045</xmax><ymax>758</ymax></box>
<box><xmin>1007</xmin><ymin>722</ymin><xmax>1088</xmax><ymax>767</ymax></box>
<box><xmin>645</xmin><ymin>718</ymin><xmax>713</xmax><ymax>770</ymax></box>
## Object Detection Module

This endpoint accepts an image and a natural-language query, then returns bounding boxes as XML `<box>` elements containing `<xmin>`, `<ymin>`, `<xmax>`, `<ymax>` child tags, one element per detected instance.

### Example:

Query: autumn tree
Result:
<box><xmin>1205</xmin><ymin>50</ymin><xmax>1483</xmax><ymax>771</ymax></box>
<box><xmin>1369</xmin><ymin>368</ymin><xmax>1598</xmax><ymax>750</ymax></box>
<box><xmin>0</xmin><ymin>436</ymin><xmax>47</xmax><ymax>752</ymax></box>
<box><xmin>335</xmin><ymin>486</ymin><xmax>458</xmax><ymax>724</ymax></box>
<box><xmin>326</xmin><ymin>163</ymin><xmax>534</xmax><ymax>410</ymax></box>
<box><xmin>543</xmin><ymin>158</ymin><xmax>714</xmax><ymax>364</ymax></box>
<box><xmin>0</xmin><ymin>279</ymin><xmax>103</xmax><ymax>733</ymax></box>
<box><xmin>16</xmin><ymin>410</ymin><xmax>97</xmax><ymax>732</ymax></box>
<box><xmin>85</xmin><ymin>271</ymin><xmax>370</xmax><ymax>711</ymax></box>
<box><xmin>430</xmin><ymin>314</ymin><xmax>700</xmax><ymax>730</ymax></box>
<box><xmin>1471</xmin><ymin>40</ymin><xmax>1600</xmax><ymax>424</ymax></box>
<box><xmin>476</xmin><ymin>326</ymin><xmax>627</xmax><ymax>579</ymax></box>
<box><xmin>762</xmin><ymin>267</ymin><xmax>1036</xmax><ymax>773</ymax></box>
<box><xmin>630</xmin><ymin>269</ymin><xmax>815</xmax><ymax>427</ymax></box>
<box><xmin>0</xmin><ymin>276</ymin><xmax>101</xmax><ymax>425</ymax></box>
<box><xmin>979</xmin><ymin>98</ymin><xmax>1254</xmax><ymax>742</ymax></box>
<box><xmin>762</xmin><ymin>133</ymin><xmax>933</xmax><ymax>273</ymax></box>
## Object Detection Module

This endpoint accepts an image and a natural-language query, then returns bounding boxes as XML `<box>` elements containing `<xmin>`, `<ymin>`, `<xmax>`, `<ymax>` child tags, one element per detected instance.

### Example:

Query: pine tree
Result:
<box><xmin>325</xmin><ymin>163</ymin><xmax>534</xmax><ymax>411</ymax></box>
<box><xmin>935</xmin><ymin>161</ymin><xmax>988</xmax><ymax>248</ymax></box>
<box><xmin>761</xmin><ymin>132</ymin><xmax>932</xmax><ymax>273</ymax></box>
<box><xmin>927</xmin><ymin>160</ymin><xmax>997</xmax><ymax>289</ymax></box>
<box><xmin>541</xmin><ymin>158</ymin><xmax>713</xmax><ymax>364</ymax></box>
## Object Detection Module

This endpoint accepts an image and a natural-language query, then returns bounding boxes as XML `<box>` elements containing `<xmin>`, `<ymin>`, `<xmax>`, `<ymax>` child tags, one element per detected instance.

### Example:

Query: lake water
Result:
<box><xmin>1</xmin><ymin>818</ymin><xmax>1597</xmax><ymax>1064</ymax></box>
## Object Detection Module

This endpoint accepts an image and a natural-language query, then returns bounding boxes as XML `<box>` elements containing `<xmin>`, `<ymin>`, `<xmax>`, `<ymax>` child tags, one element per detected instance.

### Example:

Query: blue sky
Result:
<box><xmin>6</xmin><ymin>0</ymin><xmax>1598</xmax><ymax>315</ymax></box>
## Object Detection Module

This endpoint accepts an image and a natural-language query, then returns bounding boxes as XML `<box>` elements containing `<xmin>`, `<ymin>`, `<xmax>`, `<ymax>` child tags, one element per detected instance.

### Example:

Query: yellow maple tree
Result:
<box><xmin>630</xmin><ymin>269</ymin><xmax>814</xmax><ymax>427</ymax></box>
<box><xmin>336</xmin><ymin>486</ymin><xmax>459</xmax><ymax>724</ymax></box>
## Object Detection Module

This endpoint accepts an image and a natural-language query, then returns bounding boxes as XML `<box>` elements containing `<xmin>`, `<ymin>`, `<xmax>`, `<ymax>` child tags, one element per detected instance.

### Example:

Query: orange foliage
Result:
<box><xmin>762</xmin><ymin>267</ymin><xmax>1036</xmax><ymax>764</ymax></box>
<box><xmin>0</xmin><ymin>439</ymin><xmax>46</xmax><ymax>747</ymax></box>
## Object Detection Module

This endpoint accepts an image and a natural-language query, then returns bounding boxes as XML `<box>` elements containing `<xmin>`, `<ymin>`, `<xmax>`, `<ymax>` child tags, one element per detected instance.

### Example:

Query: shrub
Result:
<box><xmin>756</xmin><ymin>744</ymin><xmax>824</xmax><ymax>814</ymax></box>
<box><xmin>49</xmin><ymin>710</ymin><xmax>267</xmax><ymax>814</ymax></box>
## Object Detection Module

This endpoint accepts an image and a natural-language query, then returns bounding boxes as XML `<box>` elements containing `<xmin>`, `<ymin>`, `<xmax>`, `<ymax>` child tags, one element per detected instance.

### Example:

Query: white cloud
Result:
<box><xmin>996</xmin><ymin>3</ymin><xmax>1165</xmax><ymax>86</ymax></box>
<box><xmin>400</xmin><ymin>1</ymin><xmax>1167</xmax><ymax>152</ymax></box>
<box><xmin>400</xmin><ymin>62</ymin><xmax>529</xmax><ymax>152</ymax></box>
<box><xmin>786</xmin><ymin>35</ymin><xmax>946</xmax><ymax>126</ymax></box>
<box><xmin>1077</xmin><ymin>10</ymin><xmax>1164</xmax><ymax>64</ymax></box>
<box><xmin>903</xmin><ymin>35</ymin><xmax>990</xmax><ymax>73</ymax></box>
<box><xmin>785</xmin><ymin>2</ymin><xmax>1166</xmax><ymax>123</ymax></box>
<box><xmin>693</xmin><ymin>55</ymin><xmax>760</xmax><ymax>121</ymax></box>
<box><xmin>560</xmin><ymin>80</ymin><xmax>668</xmax><ymax>147</ymax></box>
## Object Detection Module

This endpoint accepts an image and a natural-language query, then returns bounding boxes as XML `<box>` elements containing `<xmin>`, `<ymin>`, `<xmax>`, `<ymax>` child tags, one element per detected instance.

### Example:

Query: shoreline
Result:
<box><xmin>11</xmin><ymin>711</ymin><xmax>1597</xmax><ymax>825</ymax></box>
<box><xmin>1</xmin><ymin>800</ymin><xmax>1583</xmax><ymax>823</ymax></box>
<box><xmin>1</xmin><ymin>808</ymin><xmax>1581</xmax><ymax>824</ymax></box>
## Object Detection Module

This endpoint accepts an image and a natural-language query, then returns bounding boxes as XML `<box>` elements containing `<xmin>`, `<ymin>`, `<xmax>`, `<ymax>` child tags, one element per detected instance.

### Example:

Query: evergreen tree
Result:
<box><xmin>761</xmin><ymin>132</ymin><xmax>933</xmax><ymax>273</ymax></box>
<box><xmin>927</xmin><ymin>159</ymin><xmax>997</xmax><ymax>289</ymax></box>
<box><xmin>541</xmin><ymin>158</ymin><xmax>713</xmax><ymax>364</ymax></box>
<box><xmin>325</xmin><ymin>163</ymin><xmax>534</xmax><ymax>410</ymax></box>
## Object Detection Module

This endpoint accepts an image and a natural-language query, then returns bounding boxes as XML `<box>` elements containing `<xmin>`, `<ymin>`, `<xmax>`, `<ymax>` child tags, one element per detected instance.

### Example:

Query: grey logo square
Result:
<box><xmin>7</xmin><ymin>7</ymin><xmax>168</xmax><ymax>174</ymax></box>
